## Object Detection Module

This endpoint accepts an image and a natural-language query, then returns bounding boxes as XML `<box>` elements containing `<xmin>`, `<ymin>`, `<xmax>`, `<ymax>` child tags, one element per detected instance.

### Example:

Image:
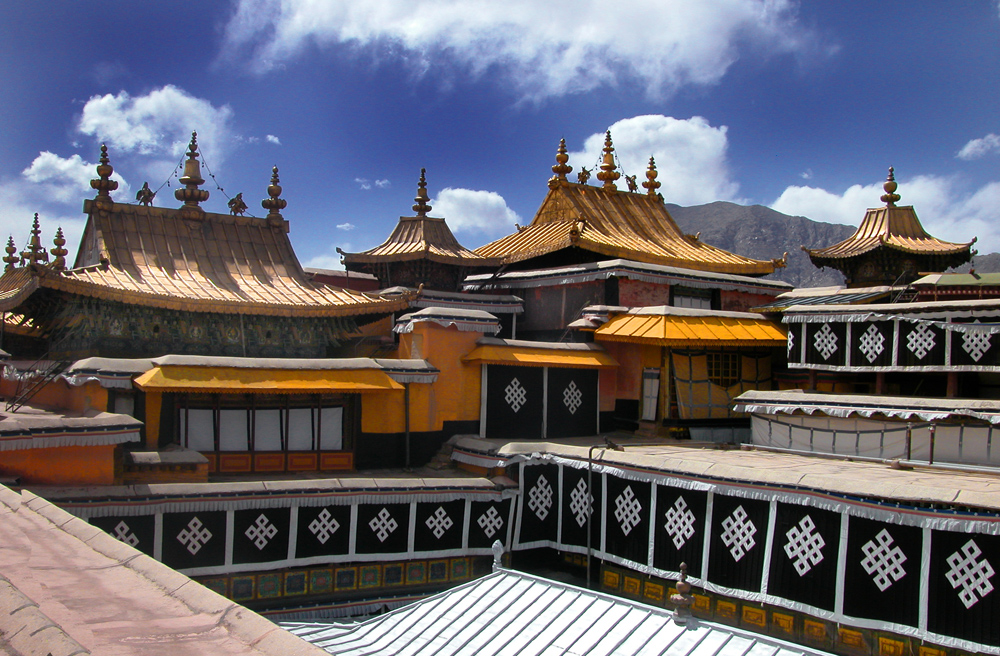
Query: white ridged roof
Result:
<box><xmin>283</xmin><ymin>568</ymin><xmax>831</xmax><ymax>656</ymax></box>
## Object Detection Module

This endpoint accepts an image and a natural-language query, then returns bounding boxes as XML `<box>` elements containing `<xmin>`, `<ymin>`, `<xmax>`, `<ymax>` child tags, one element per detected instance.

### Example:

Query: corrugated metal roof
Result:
<box><xmin>0</xmin><ymin>202</ymin><xmax>413</xmax><ymax>318</ymax></box>
<box><xmin>342</xmin><ymin>215</ymin><xmax>501</xmax><ymax>267</ymax></box>
<box><xmin>752</xmin><ymin>290</ymin><xmax>889</xmax><ymax>311</ymax></box>
<box><xmin>474</xmin><ymin>182</ymin><xmax>779</xmax><ymax>276</ymax></box>
<box><xmin>283</xmin><ymin>568</ymin><xmax>830</xmax><ymax>656</ymax></box>
<box><xmin>804</xmin><ymin>205</ymin><xmax>974</xmax><ymax>262</ymax></box>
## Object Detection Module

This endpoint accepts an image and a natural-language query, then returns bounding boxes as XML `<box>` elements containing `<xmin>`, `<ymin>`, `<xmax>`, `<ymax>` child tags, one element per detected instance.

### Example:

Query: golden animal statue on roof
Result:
<box><xmin>136</xmin><ymin>182</ymin><xmax>156</xmax><ymax>206</ymax></box>
<box><xmin>625</xmin><ymin>174</ymin><xmax>638</xmax><ymax>193</ymax></box>
<box><xmin>577</xmin><ymin>167</ymin><xmax>591</xmax><ymax>184</ymax></box>
<box><xmin>228</xmin><ymin>192</ymin><xmax>248</xmax><ymax>216</ymax></box>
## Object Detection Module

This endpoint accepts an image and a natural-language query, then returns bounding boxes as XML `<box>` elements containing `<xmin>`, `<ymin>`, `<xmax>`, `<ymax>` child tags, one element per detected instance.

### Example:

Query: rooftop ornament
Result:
<box><xmin>21</xmin><ymin>214</ymin><xmax>49</xmax><ymax>268</ymax></box>
<box><xmin>880</xmin><ymin>166</ymin><xmax>901</xmax><ymax>207</ymax></box>
<box><xmin>596</xmin><ymin>131</ymin><xmax>621</xmax><ymax>192</ymax></box>
<box><xmin>577</xmin><ymin>166</ymin><xmax>591</xmax><ymax>184</ymax></box>
<box><xmin>174</xmin><ymin>131</ymin><xmax>210</xmax><ymax>220</ymax></box>
<box><xmin>549</xmin><ymin>138</ymin><xmax>573</xmax><ymax>189</ymax></box>
<box><xmin>135</xmin><ymin>181</ymin><xmax>156</xmax><ymax>207</ymax></box>
<box><xmin>261</xmin><ymin>165</ymin><xmax>288</xmax><ymax>225</ymax></box>
<box><xmin>51</xmin><ymin>227</ymin><xmax>68</xmax><ymax>271</ymax></box>
<box><xmin>90</xmin><ymin>144</ymin><xmax>119</xmax><ymax>209</ymax></box>
<box><xmin>642</xmin><ymin>156</ymin><xmax>662</xmax><ymax>201</ymax></box>
<box><xmin>228</xmin><ymin>192</ymin><xmax>248</xmax><ymax>216</ymax></box>
<box><xmin>412</xmin><ymin>168</ymin><xmax>432</xmax><ymax>217</ymax></box>
<box><xmin>3</xmin><ymin>236</ymin><xmax>18</xmax><ymax>272</ymax></box>
<box><xmin>670</xmin><ymin>562</ymin><xmax>695</xmax><ymax>624</ymax></box>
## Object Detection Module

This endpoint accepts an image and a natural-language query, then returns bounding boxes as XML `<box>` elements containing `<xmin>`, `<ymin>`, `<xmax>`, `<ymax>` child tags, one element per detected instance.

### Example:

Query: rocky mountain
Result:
<box><xmin>668</xmin><ymin>201</ymin><xmax>1000</xmax><ymax>288</ymax></box>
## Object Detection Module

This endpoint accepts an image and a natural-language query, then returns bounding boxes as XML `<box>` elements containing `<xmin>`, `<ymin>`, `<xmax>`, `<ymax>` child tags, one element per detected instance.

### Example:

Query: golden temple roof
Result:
<box><xmin>474</xmin><ymin>137</ymin><xmax>779</xmax><ymax>276</ymax></box>
<box><xmin>341</xmin><ymin>169</ymin><xmax>501</xmax><ymax>267</ymax></box>
<box><xmin>0</xmin><ymin>142</ymin><xmax>412</xmax><ymax>318</ymax></box>
<box><xmin>804</xmin><ymin>168</ymin><xmax>976</xmax><ymax>262</ymax></box>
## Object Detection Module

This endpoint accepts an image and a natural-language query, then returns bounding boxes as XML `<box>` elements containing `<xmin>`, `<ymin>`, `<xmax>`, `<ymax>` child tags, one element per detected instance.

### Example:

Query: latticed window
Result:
<box><xmin>706</xmin><ymin>353</ymin><xmax>740</xmax><ymax>388</ymax></box>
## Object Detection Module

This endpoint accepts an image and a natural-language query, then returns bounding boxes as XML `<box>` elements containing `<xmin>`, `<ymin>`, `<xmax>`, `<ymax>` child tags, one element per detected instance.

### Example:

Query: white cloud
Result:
<box><xmin>355</xmin><ymin>177</ymin><xmax>372</xmax><ymax>190</ymax></box>
<box><xmin>430</xmin><ymin>188</ymin><xmax>521</xmax><ymax>236</ymax></box>
<box><xmin>374</xmin><ymin>179</ymin><xmax>390</xmax><ymax>188</ymax></box>
<box><xmin>567</xmin><ymin>115</ymin><xmax>740</xmax><ymax>206</ymax></box>
<box><xmin>266</xmin><ymin>134</ymin><xmax>282</xmax><ymax>145</ymax></box>
<box><xmin>0</xmin><ymin>179</ymin><xmax>88</xmax><ymax>264</ymax></box>
<box><xmin>337</xmin><ymin>222</ymin><xmax>355</xmax><ymax>230</ymax></box>
<box><xmin>22</xmin><ymin>152</ymin><xmax>131</xmax><ymax>204</ymax></box>
<box><xmin>222</xmin><ymin>0</ymin><xmax>819</xmax><ymax>101</ymax></box>
<box><xmin>77</xmin><ymin>85</ymin><xmax>234</xmax><ymax>162</ymax></box>
<box><xmin>304</xmin><ymin>244</ymin><xmax>351</xmax><ymax>270</ymax></box>
<box><xmin>800</xmin><ymin>169</ymin><xmax>813</xmax><ymax>180</ymax></box>
<box><xmin>957</xmin><ymin>133</ymin><xmax>1000</xmax><ymax>160</ymax></box>
<box><xmin>771</xmin><ymin>173</ymin><xmax>999</xmax><ymax>253</ymax></box>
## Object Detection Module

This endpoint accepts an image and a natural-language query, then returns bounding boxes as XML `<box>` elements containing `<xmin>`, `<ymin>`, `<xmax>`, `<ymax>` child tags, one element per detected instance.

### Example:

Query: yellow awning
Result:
<box><xmin>134</xmin><ymin>366</ymin><xmax>403</xmax><ymax>394</ymax></box>
<box><xmin>594</xmin><ymin>314</ymin><xmax>786</xmax><ymax>347</ymax></box>
<box><xmin>462</xmin><ymin>345</ymin><xmax>618</xmax><ymax>368</ymax></box>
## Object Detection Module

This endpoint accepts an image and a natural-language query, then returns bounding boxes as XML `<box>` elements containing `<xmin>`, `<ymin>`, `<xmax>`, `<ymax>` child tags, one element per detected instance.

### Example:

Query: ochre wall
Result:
<box><xmin>0</xmin><ymin>377</ymin><xmax>108</xmax><ymax>414</ymax></box>
<box><xmin>360</xmin><ymin>390</ymin><xmax>406</xmax><ymax>434</ymax></box>
<box><xmin>0</xmin><ymin>445</ymin><xmax>117</xmax><ymax>485</ymax></box>
<box><xmin>396</xmin><ymin>322</ymin><xmax>483</xmax><ymax>432</ymax></box>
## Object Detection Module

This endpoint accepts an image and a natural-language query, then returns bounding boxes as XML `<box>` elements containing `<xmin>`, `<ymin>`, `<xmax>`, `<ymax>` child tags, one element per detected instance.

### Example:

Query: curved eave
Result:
<box><xmin>595</xmin><ymin>333</ymin><xmax>786</xmax><ymax>348</ymax></box>
<box><xmin>806</xmin><ymin>239</ymin><xmax>974</xmax><ymax>262</ymax></box>
<box><xmin>343</xmin><ymin>248</ymin><xmax>502</xmax><ymax>268</ymax></box>
<box><xmin>36</xmin><ymin>273</ymin><xmax>414</xmax><ymax>318</ymax></box>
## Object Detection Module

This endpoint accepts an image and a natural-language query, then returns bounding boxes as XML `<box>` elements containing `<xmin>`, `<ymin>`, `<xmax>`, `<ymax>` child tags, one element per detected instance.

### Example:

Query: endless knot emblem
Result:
<box><xmin>860</xmin><ymin>529</ymin><xmax>907</xmax><ymax>592</ymax></box>
<box><xmin>527</xmin><ymin>475</ymin><xmax>554</xmax><ymax>521</ymax></box>
<box><xmin>962</xmin><ymin>330</ymin><xmax>992</xmax><ymax>363</ymax></box>
<box><xmin>308</xmin><ymin>508</ymin><xmax>340</xmax><ymax>544</ymax></box>
<box><xmin>814</xmin><ymin>323</ymin><xmax>839</xmax><ymax>360</ymax></box>
<box><xmin>177</xmin><ymin>517</ymin><xmax>213</xmax><ymax>555</ymax></box>
<box><xmin>787</xmin><ymin>330</ymin><xmax>795</xmax><ymax>357</ymax></box>
<box><xmin>425</xmin><ymin>506</ymin><xmax>454</xmax><ymax>539</ymax></box>
<box><xmin>477</xmin><ymin>506</ymin><xmax>504</xmax><ymax>538</ymax></box>
<box><xmin>783</xmin><ymin>515</ymin><xmax>825</xmax><ymax>576</ymax></box>
<box><xmin>946</xmin><ymin>539</ymin><xmax>996</xmax><ymax>609</ymax></box>
<box><xmin>663</xmin><ymin>496</ymin><xmax>696</xmax><ymax>550</ymax></box>
<box><xmin>907</xmin><ymin>323</ymin><xmax>936</xmax><ymax>360</ymax></box>
<box><xmin>505</xmin><ymin>378</ymin><xmax>528</xmax><ymax>413</ymax></box>
<box><xmin>569</xmin><ymin>479</ymin><xmax>594</xmax><ymax>528</ymax></box>
<box><xmin>720</xmin><ymin>506</ymin><xmax>757</xmax><ymax>562</ymax></box>
<box><xmin>369</xmin><ymin>507</ymin><xmax>399</xmax><ymax>543</ymax></box>
<box><xmin>614</xmin><ymin>486</ymin><xmax>643</xmax><ymax>536</ymax></box>
<box><xmin>113</xmin><ymin>521</ymin><xmax>139</xmax><ymax>547</ymax></box>
<box><xmin>563</xmin><ymin>381</ymin><xmax>583</xmax><ymax>415</ymax></box>
<box><xmin>859</xmin><ymin>324</ymin><xmax>885</xmax><ymax>363</ymax></box>
<box><xmin>245</xmin><ymin>514</ymin><xmax>279</xmax><ymax>550</ymax></box>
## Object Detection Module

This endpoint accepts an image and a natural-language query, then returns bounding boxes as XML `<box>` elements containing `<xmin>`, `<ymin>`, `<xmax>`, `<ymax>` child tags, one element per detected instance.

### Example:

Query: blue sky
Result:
<box><xmin>1</xmin><ymin>1</ymin><xmax>998</xmax><ymax>270</ymax></box>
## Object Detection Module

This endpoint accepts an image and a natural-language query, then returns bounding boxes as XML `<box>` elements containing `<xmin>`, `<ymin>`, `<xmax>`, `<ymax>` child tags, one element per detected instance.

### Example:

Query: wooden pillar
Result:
<box><xmin>144</xmin><ymin>391</ymin><xmax>162</xmax><ymax>450</ymax></box>
<box><xmin>875</xmin><ymin>372</ymin><xmax>886</xmax><ymax>395</ymax></box>
<box><xmin>807</xmin><ymin>369</ymin><xmax>817</xmax><ymax>391</ymax></box>
<box><xmin>946</xmin><ymin>372</ymin><xmax>959</xmax><ymax>398</ymax></box>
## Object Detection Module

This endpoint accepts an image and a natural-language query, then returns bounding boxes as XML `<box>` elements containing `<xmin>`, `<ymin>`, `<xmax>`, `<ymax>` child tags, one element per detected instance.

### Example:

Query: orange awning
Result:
<box><xmin>135</xmin><ymin>366</ymin><xmax>403</xmax><ymax>394</ymax></box>
<box><xmin>595</xmin><ymin>313</ymin><xmax>786</xmax><ymax>347</ymax></box>
<box><xmin>462</xmin><ymin>344</ymin><xmax>618</xmax><ymax>368</ymax></box>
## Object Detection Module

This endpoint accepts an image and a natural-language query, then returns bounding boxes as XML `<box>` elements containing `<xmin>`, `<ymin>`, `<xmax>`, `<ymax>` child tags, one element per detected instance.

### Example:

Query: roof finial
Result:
<box><xmin>3</xmin><ymin>236</ymin><xmax>18</xmax><ymax>272</ymax></box>
<box><xmin>174</xmin><ymin>131</ymin><xmax>210</xmax><ymax>219</ymax></box>
<box><xmin>880</xmin><ymin>166</ymin><xmax>901</xmax><ymax>207</ymax></box>
<box><xmin>642</xmin><ymin>156</ymin><xmax>661</xmax><ymax>198</ymax></box>
<box><xmin>261</xmin><ymin>165</ymin><xmax>288</xmax><ymax>222</ymax></box>
<box><xmin>596</xmin><ymin>131</ymin><xmax>620</xmax><ymax>192</ymax></box>
<box><xmin>412</xmin><ymin>168</ymin><xmax>432</xmax><ymax>217</ymax></box>
<box><xmin>21</xmin><ymin>214</ymin><xmax>49</xmax><ymax>267</ymax></box>
<box><xmin>549</xmin><ymin>138</ymin><xmax>573</xmax><ymax>189</ymax></box>
<box><xmin>670</xmin><ymin>562</ymin><xmax>694</xmax><ymax>624</ymax></box>
<box><xmin>51</xmin><ymin>227</ymin><xmax>68</xmax><ymax>271</ymax></box>
<box><xmin>90</xmin><ymin>144</ymin><xmax>119</xmax><ymax>208</ymax></box>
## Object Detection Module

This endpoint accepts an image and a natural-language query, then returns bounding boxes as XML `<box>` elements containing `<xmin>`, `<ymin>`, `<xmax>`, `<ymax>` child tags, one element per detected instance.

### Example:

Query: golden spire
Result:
<box><xmin>642</xmin><ymin>156</ymin><xmax>661</xmax><ymax>198</ymax></box>
<box><xmin>51</xmin><ymin>227</ymin><xmax>68</xmax><ymax>271</ymax></box>
<box><xmin>549</xmin><ymin>138</ymin><xmax>573</xmax><ymax>188</ymax></box>
<box><xmin>89</xmin><ymin>144</ymin><xmax>119</xmax><ymax>208</ymax></box>
<box><xmin>880</xmin><ymin>166</ymin><xmax>901</xmax><ymax>207</ymax></box>
<box><xmin>412</xmin><ymin>168</ymin><xmax>432</xmax><ymax>217</ymax></box>
<box><xmin>3</xmin><ymin>236</ymin><xmax>18</xmax><ymax>272</ymax></box>
<box><xmin>261</xmin><ymin>165</ymin><xmax>288</xmax><ymax>222</ymax></box>
<box><xmin>174</xmin><ymin>131</ymin><xmax>210</xmax><ymax>219</ymax></box>
<box><xmin>21</xmin><ymin>214</ymin><xmax>49</xmax><ymax>267</ymax></box>
<box><xmin>596</xmin><ymin>131</ymin><xmax>620</xmax><ymax>191</ymax></box>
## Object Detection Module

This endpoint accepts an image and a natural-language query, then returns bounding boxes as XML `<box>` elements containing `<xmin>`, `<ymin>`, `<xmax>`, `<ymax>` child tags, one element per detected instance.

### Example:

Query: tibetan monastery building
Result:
<box><xmin>0</xmin><ymin>135</ymin><xmax>411</xmax><ymax>361</ymax></box>
<box><xmin>803</xmin><ymin>168</ymin><xmax>975</xmax><ymax>287</ymax></box>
